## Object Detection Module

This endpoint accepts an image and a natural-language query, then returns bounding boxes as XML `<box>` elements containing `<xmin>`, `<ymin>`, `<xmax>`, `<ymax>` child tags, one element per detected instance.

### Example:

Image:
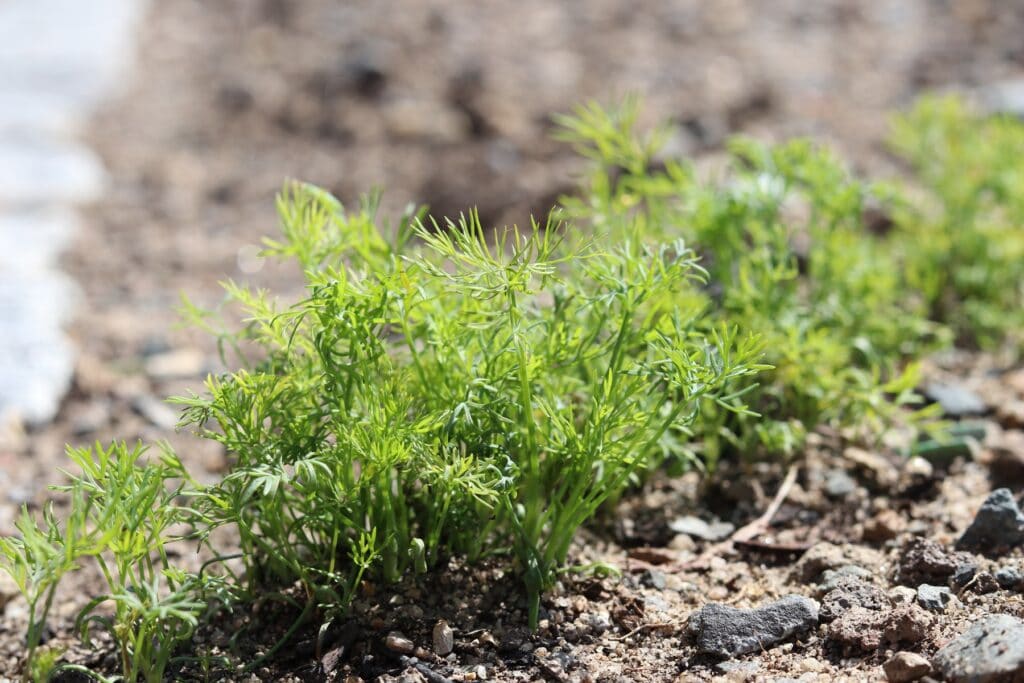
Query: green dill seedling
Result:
<box><xmin>0</xmin><ymin>442</ymin><xmax>214</xmax><ymax>683</ymax></box>
<box><xmin>55</xmin><ymin>442</ymin><xmax>210</xmax><ymax>683</ymax></box>
<box><xmin>889</xmin><ymin>95</ymin><xmax>1024</xmax><ymax>350</ymax></box>
<box><xmin>0</xmin><ymin>500</ymin><xmax>94</xmax><ymax>682</ymax></box>
<box><xmin>556</xmin><ymin>100</ymin><xmax>941</xmax><ymax>464</ymax></box>
<box><xmin>176</xmin><ymin>184</ymin><xmax>765</xmax><ymax>626</ymax></box>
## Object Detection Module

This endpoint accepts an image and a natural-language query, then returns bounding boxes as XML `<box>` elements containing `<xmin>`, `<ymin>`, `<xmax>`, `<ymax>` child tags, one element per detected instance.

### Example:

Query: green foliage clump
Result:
<box><xmin>176</xmin><ymin>186</ymin><xmax>765</xmax><ymax>626</ymax></box>
<box><xmin>0</xmin><ymin>442</ymin><xmax>218</xmax><ymax>683</ymax></box>
<box><xmin>556</xmin><ymin>100</ymin><xmax>942</xmax><ymax>464</ymax></box>
<box><xmin>3</xmin><ymin>94</ymin><xmax>1024</xmax><ymax>680</ymax></box>
<box><xmin>889</xmin><ymin>95</ymin><xmax>1024</xmax><ymax>348</ymax></box>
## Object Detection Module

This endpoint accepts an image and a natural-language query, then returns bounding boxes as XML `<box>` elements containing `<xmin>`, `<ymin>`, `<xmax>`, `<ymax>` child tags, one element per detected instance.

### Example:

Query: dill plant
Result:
<box><xmin>889</xmin><ymin>95</ymin><xmax>1024</xmax><ymax>350</ymax></box>
<box><xmin>3</xmin><ymin>93</ymin><xmax>1022</xmax><ymax>680</ymax></box>
<box><xmin>556</xmin><ymin>100</ymin><xmax>941</xmax><ymax>465</ymax></box>
<box><xmin>176</xmin><ymin>185</ymin><xmax>765</xmax><ymax>625</ymax></box>
<box><xmin>0</xmin><ymin>442</ymin><xmax>215</xmax><ymax>683</ymax></box>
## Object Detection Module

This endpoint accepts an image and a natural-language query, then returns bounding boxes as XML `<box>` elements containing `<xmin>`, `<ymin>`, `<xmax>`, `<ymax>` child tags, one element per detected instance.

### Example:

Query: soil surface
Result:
<box><xmin>3</xmin><ymin>1</ymin><xmax>1024</xmax><ymax>681</ymax></box>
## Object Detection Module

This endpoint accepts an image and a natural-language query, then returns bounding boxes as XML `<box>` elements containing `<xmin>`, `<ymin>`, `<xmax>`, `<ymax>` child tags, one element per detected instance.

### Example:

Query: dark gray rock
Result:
<box><xmin>952</xmin><ymin>561</ymin><xmax>979</xmax><ymax>588</ymax></box>
<box><xmin>824</xmin><ymin>469</ymin><xmax>857</xmax><ymax>499</ymax></box>
<box><xmin>916</xmin><ymin>584</ymin><xmax>957</xmax><ymax>612</ymax></box>
<box><xmin>923</xmin><ymin>383</ymin><xmax>987</xmax><ymax>417</ymax></box>
<box><xmin>957</xmin><ymin>488</ymin><xmax>1024</xmax><ymax>552</ymax></box>
<box><xmin>820</xmin><ymin>577</ymin><xmax>890</xmax><ymax>622</ymax></box>
<box><xmin>932</xmin><ymin>614</ymin><xmax>1024</xmax><ymax>683</ymax></box>
<box><xmin>688</xmin><ymin>595</ymin><xmax>819</xmax><ymax>658</ymax></box>
<box><xmin>996</xmin><ymin>566</ymin><xmax>1024</xmax><ymax>590</ymax></box>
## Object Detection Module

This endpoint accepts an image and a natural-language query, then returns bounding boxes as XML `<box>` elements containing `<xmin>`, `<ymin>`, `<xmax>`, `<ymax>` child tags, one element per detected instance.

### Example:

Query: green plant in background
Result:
<box><xmin>557</xmin><ymin>100</ymin><xmax>944</xmax><ymax>466</ymax></box>
<box><xmin>176</xmin><ymin>185</ymin><xmax>765</xmax><ymax>626</ymax></box>
<box><xmin>0</xmin><ymin>442</ymin><xmax>214</xmax><ymax>683</ymax></box>
<box><xmin>889</xmin><ymin>95</ymin><xmax>1024</xmax><ymax>350</ymax></box>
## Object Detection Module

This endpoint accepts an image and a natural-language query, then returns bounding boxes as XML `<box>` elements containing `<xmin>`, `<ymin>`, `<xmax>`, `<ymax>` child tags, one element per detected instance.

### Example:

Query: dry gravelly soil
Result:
<box><xmin>4</xmin><ymin>1</ymin><xmax>1024</xmax><ymax>681</ymax></box>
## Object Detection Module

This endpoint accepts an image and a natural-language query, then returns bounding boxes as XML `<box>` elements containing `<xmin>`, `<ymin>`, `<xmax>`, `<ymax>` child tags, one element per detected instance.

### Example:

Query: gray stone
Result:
<box><xmin>688</xmin><ymin>594</ymin><xmax>819</xmax><ymax>657</ymax></box>
<box><xmin>996</xmin><ymin>566</ymin><xmax>1024</xmax><ymax>590</ymax></box>
<box><xmin>131</xmin><ymin>395</ymin><xmax>180</xmax><ymax>431</ymax></box>
<box><xmin>641</xmin><ymin>569</ymin><xmax>666</xmax><ymax>590</ymax></box>
<box><xmin>820</xmin><ymin>577</ymin><xmax>890</xmax><ymax>622</ymax></box>
<box><xmin>643</xmin><ymin>594</ymin><xmax>671</xmax><ymax>614</ymax></box>
<box><xmin>933</xmin><ymin>614</ymin><xmax>1024</xmax><ymax>683</ymax></box>
<box><xmin>819</xmin><ymin>564</ymin><xmax>873</xmax><ymax>594</ymax></box>
<box><xmin>824</xmin><ymin>469</ymin><xmax>857</xmax><ymax>499</ymax></box>
<box><xmin>957</xmin><ymin>488</ymin><xmax>1024</xmax><ymax>552</ymax></box>
<box><xmin>916</xmin><ymin>584</ymin><xmax>957</xmax><ymax>612</ymax></box>
<box><xmin>669</xmin><ymin>515</ymin><xmax>735</xmax><ymax>542</ymax></box>
<box><xmin>923</xmin><ymin>383</ymin><xmax>987</xmax><ymax>417</ymax></box>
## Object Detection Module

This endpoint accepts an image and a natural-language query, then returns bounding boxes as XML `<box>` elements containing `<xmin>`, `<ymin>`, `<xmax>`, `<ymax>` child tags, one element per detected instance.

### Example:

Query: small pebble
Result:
<box><xmin>883</xmin><ymin>651</ymin><xmax>931</xmax><ymax>682</ymax></box>
<box><xmin>432</xmin><ymin>620</ymin><xmax>454</xmax><ymax>656</ymax></box>
<box><xmin>385</xmin><ymin>632</ymin><xmax>415</xmax><ymax>655</ymax></box>
<box><xmin>923</xmin><ymin>382</ymin><xmax>987</xmax><ymax>417</ymax></box>
<box><xmin>641</xmin><ymin>569</ymin><xmax>666</xmax><ymax>590</ymax></box>
<box><xmin>903</xmin><ymin>456</ymin><xmax>934</xmax><ymax>479</ymax></box>
<box><xmin>144</xmin><ymin>347</ymin><xmax>205</xmax><ymax>380</ymax></box>
<box><xmin>889</xmin><ymin>586</ymin><xmax>917</xmax><ymax>605</ymax></box>
<box><xmin>916</xmin><ymin>584</ymin><xmax>957</xmax><ymax>613</ymax></box>
<box><xmin>824</xmin><ymin>469</ymin><xmax>857</xmax><ymax>499</ymax></box>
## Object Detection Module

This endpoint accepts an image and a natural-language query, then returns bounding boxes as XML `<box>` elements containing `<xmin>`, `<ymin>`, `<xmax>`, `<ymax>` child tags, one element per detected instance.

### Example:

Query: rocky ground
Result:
<box><xmin>3</xmin><ymin>0</ymin><xmax>1024</xmax><ymax>681</ymax></box>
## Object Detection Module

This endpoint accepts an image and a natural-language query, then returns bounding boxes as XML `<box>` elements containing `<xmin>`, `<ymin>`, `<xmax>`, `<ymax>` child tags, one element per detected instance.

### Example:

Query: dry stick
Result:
<box><xmin>681</xmin><ymin>464</ymin><xmax>799</xmax><ymax>570</ymax></box>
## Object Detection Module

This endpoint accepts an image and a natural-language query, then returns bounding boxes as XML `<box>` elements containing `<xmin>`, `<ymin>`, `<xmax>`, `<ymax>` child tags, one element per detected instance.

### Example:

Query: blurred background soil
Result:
<box><xmin>5</xmin><ymin>0</ymin><xmax>1024</xmax><ymax>542</ymax></box>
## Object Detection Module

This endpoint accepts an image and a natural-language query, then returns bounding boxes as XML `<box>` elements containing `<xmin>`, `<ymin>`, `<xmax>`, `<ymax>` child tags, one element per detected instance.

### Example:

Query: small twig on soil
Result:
<box><xmin>608</xmin><ymin>621</ymin><xmax>678</xmax><ymax>641</ymax></box>
<box><xmin>681</xmin><ymin>464</ymin><xmax>799</xmax><ymax>570</ymax></box>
